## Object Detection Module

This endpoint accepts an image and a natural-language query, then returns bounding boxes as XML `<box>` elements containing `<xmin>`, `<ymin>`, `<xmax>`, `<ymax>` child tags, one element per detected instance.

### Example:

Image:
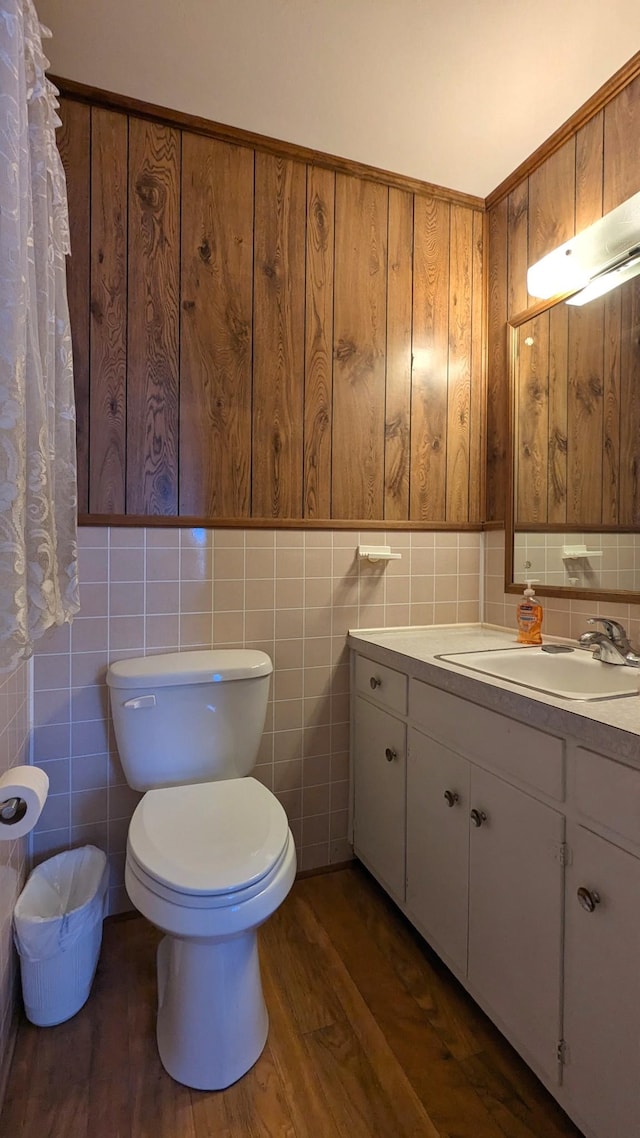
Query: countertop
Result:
<box><xmin>348</xmin><ymin>624</ymin><xmax>640</xmax><ymax>768</ymax></box>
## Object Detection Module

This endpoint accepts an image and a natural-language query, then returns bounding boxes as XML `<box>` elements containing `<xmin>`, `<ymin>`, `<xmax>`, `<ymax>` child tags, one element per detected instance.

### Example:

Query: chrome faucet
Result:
<box><xmin>578</xmin><ymin>617</ymin><xmax>640</xmax><ymax>667</ymax></box>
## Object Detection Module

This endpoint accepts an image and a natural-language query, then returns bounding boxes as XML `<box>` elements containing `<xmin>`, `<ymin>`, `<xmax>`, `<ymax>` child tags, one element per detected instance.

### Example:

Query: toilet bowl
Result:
<box><xmin>106</xmin><ymin>650</ymin><xmax>296</xmax><ymax>1090</ymax></box>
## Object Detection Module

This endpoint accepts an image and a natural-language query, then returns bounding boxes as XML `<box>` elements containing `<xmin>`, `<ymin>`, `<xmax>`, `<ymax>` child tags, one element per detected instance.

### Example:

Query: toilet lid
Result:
<box><xmin>128</xmin><ymin>778</ymin><xmax>289</xmax><ymax>896</ymax></box>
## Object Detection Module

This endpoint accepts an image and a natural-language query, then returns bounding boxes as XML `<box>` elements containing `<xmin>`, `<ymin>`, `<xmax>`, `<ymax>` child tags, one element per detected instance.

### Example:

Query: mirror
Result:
<box><xmin>506</xmin><ymin>275</ymin><xmax>640</xmax><ymax>601</ymax></box>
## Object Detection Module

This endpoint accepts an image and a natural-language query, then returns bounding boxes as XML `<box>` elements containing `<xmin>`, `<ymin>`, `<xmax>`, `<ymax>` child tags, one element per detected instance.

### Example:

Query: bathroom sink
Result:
<box><xmin>435</xmin><ymin>646</ymin><xmax>640</xmax><ymax>701</ymax></box>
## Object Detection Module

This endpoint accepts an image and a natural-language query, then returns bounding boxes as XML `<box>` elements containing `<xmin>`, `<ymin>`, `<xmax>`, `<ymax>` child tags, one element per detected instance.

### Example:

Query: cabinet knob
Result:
<box><xmin>444</xmin><ymin>790</ymin><xmax>459</xmax><ymax>808</ymax></box>
<box><xmin>370</xmin><ymin>676</ymin><xmax>382</xmax><ymax>690</ymax></box>
<box><xmin>470</xmin><ymin>808</ymin><xmax>487</xmax><ymax>827</ymax></box>
<box><xmin>385</xmin><ymin>747</ymin><xmax>397</xmax><ymax>763</ymax></box>
<box><xmin>577</xmin><ymin>887</ymin><xmax>601</xmax><ymax>913</ymax></box>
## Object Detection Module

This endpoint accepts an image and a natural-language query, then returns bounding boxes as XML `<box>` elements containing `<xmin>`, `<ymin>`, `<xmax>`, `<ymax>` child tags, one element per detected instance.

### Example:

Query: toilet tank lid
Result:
<box><xmin>106</xmin><ymin>649</ymin><xmax>272</xmax><ymax>690</ymax></box>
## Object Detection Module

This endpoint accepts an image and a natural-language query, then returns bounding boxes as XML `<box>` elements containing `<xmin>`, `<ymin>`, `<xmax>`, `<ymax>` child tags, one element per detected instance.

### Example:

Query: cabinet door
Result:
<box><xmin>353</xmin><ymin>696</ymin><xmax>406</xmax><ymax>901</ymax></box>
<box><xmin>468</xmin><ymin>767</ymin><xmax>564</xmax><ymax>1085</ymax></box>
<box><xmin>406</xmin><ymin>728</ymin><xmax>469</xmax><ymax>975</ymax></box>
<box><xmin>563</xmin><ymin>824</ymin><xmax>640</xmax><ymax>1138</ymax></box>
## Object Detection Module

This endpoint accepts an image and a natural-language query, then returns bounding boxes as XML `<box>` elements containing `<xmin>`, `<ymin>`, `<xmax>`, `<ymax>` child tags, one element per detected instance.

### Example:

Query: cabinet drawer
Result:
<box><xmin>574</xmin><ymin>747</ymin><xmax>640</xmax><ymax>847</ymax></box>
<box><xmin>354</xmin><ymin>654</ymin><xmax>407</xmax><ymax>715</ymax></box>
<box><xmin>409</xmin><ymin>678</ymin><xmax>564</xmax><ymax>799</ymax></box>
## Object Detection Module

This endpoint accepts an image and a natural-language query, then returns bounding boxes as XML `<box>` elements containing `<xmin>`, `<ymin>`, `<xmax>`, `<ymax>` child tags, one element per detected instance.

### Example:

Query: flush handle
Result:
<box><xmin>123</xmin><ymin>695</ymin><xmax>157</xmax><ymax>710</ymax></box>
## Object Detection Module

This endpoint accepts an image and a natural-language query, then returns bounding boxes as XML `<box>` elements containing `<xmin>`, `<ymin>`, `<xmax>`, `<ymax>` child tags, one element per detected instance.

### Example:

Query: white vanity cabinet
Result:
<box><xmin>406</xmin><ymin>731</ymin><xmax>470</xmax><ymax>975</ymax></box>
<box><xmin>406</xmin><ymin>726</ymin><xmax>564</xmax><ymax>1086</ymax></box>
<box><xmin>352</xmin><ymin>655</ymin><xmax>408</xmax><ymax>903</ymax></box>
<box><xmin>351</xmin><ymin>642</ymin><xmax>640</xmax><ymax>1138</ymax></box>
<box><xmin>561</xmin><ymin>745</ymin><xmax>640</xmax><ymax>1138</ymax></box>
<box><xmin>563</xmin><ymin>824</ymin><xmax>640</xmax><ymax>1138</ymax></box>
<box><xmin>466</xmin><ymin>765</ymin><xmax>564</xmax><ymax>1087</ymax></box>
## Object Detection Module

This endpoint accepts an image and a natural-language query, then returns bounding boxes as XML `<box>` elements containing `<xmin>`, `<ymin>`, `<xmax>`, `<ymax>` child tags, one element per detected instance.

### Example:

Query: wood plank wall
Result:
<box><xmin>57</xmin><ymin>91</ymin><xmax>485</xmax><ymax>528</ymax></box>
<box><xmin>485</xmin><ymin>70</ymin><xmax>640</xmax><ymax>524</ymax></box>
<box><xmin>514</xmin><ymin>289</ymin><xmax>640</xmax><ymax>528</ymax></box>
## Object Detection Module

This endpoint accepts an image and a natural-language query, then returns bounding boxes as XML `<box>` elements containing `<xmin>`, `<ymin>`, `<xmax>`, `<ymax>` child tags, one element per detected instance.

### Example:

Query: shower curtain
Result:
<box><xmin>0</xmin><ymin>0</ymin><xmax>80</xmax><ymax>670</ymax></box>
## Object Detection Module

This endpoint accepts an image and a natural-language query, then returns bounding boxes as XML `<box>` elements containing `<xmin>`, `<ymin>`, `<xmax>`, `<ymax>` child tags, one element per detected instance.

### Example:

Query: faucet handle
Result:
<box><xmin>586</xmin><ymin>617</ymin><xmax>629</xmax><ymax>644</ymax></box>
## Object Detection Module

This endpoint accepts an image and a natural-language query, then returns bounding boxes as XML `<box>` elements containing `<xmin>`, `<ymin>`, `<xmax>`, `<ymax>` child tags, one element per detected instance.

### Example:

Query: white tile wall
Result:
<box><xmin>32</xmin><ymin>526</ymin><xmax>481</xmax><ymax>912</ymax></box>
<box><xmin>514</xmin><ymin>531</ymin><xmax>640</xmax><ymax>591</ymax></box>
<box><xmin>0</xmin><ymin>659</ymin><xmax>30</xmax><ymax>1096</ymax></box>
<box><xmin>486</xmin><ymin>529</ymin><xmax>640</xmax><ymax>644</ymax></box>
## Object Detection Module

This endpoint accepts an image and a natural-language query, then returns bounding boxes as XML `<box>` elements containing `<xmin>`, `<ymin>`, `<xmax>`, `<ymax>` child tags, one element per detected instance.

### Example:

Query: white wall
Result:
<box><xmin>37</xmin><ymin>0</ymin><xmax>640</xmax><ymax>197</ymax></box>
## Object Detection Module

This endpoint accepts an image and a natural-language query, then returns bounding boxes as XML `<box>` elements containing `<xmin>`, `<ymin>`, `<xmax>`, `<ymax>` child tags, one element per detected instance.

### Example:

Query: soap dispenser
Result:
<box><xmin>516</xmin><ymin>580</ymin><xmax>543</xmax><ymax>645</ymax></box>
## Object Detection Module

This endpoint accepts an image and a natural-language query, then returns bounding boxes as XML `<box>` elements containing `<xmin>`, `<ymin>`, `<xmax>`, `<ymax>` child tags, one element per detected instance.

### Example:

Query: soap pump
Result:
<box><xmin>516</xmin><ymin>580</ymin><xmax>543</xmax><ymax>646</ymax></box>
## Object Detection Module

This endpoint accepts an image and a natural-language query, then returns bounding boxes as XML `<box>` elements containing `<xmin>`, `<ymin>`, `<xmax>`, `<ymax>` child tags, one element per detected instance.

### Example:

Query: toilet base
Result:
<box><xmin>156</xmin><ymin>930</ymin><xmax>269</xmax><ymax>1090</ymax></box>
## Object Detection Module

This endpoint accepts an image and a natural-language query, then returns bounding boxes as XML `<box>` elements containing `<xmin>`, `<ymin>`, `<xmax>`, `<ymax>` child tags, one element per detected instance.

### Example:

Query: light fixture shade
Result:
<box><xmin>526</xmin><ymin>190</ymin><xmax>640</xmax><ymax>301</ymax></box>
<box><xmin>565</xmin><ymin>253</ymin><xmax>640</xmax><ymax>306</ymax></box>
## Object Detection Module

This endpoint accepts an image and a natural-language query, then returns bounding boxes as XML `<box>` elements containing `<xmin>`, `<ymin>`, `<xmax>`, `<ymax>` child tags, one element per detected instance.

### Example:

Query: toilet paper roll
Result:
<box><xmin>0</xmin><ymin>766</ymin><xmax>49</xmax><ymax>839</ymax></box>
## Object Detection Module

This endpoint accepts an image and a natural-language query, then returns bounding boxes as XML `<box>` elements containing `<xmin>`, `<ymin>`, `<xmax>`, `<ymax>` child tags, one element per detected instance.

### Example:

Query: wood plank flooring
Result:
<box><xmin>0</xmin><ymin>864</ymin><xmax>583</xmax><ymax>1138</ymax></box>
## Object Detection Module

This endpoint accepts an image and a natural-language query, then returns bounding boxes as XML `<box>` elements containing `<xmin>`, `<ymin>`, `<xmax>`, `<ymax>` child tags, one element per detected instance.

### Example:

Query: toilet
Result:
<box><xmin>106</xmin><ymin>649</ymin><xmax>296</xmax><ymax>1091</ymax></box>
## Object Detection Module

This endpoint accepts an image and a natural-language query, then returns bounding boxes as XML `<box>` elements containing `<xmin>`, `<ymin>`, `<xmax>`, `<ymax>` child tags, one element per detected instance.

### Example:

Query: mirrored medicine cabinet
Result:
<box><xmin>505</xmin><ymin>274</ymin><xmax>640</xmax><ymax>603</ymax></box>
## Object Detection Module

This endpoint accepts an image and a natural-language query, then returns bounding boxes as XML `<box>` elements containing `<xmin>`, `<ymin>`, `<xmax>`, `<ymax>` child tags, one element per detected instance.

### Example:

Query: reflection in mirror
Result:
<box><xmin>513</xmin><ymin>532</ymin><xmax>640</xmax><ymax>591</ymax></box>
<box><xmin>509</xmin><ymin>274</ymin><xmax>640</xmax><ymax>599</ymax></box>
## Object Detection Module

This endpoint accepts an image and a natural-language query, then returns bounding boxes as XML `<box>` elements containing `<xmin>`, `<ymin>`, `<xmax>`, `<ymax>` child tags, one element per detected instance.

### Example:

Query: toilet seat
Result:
<box><xmin>128</xmin><ymin>777</ymin><xmax>289</xmax><ymax>898</ymax></box>
<box><xmin>126</xmin><ymin>838</ymin><xmax>291</xmax><ymax>910</ymax></box>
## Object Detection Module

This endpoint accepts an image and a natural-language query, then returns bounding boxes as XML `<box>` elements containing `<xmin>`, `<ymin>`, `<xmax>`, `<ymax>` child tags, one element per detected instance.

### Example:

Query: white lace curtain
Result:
<box><xmin>0</xmin><ymin>0</ymin><xmax>79</xmax><ymax>671</ymax></box>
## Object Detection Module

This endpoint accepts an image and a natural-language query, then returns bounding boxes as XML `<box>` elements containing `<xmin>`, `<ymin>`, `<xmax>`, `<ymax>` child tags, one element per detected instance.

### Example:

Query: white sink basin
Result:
<box><xmin>436</xmin><ymin>646</ymin><xmax>640</xmax><ymax>701</ymax></box>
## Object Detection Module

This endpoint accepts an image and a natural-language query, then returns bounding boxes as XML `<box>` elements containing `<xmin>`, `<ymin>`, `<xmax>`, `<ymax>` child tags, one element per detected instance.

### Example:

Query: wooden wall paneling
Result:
<box><xmin>547</xmin><ymin>305</ymin><xmax>568</xmax><ymax>524</ymax></box>
<box><xmin>57</xmin><ymin>98</ymin><xmax>91</xmax><ymax>515</ymax></box>
<box><xmin>515</xmin><ymin>312</ymin><xmax>549</xmax><ymax>526</ymax></box>
<box><xmin>527</xmin><ymin>138</ymin><xmax>576</xmax><ymax>268</ymax></box>
<box><xmin>507</xmin><ymin>181</ymin><xmax>529</xmax><ymax>318</ymax></box>
<box><xmin>54</xmin><ymin>76</ymin><xmax>485</xmax><ymax>212</ymax></box>
<box><xmin>410</xmin><ymin>196</ymin><xmax>450</xmax><ymax>521</ymax></box>
<box><xmin>619</xmin><ymin>280</ymin><xmax>640</xmax><ymax>526</ymax></box>
<box><xmin>179</xmin><ymin>135</ymin><xmax>254</xmax><ymax>517</ymax></box>
<box><xmin>486</xmin><ymin>200</ymin><xmax>508</xmax><ymax>523</ymax></box>
<box><xmin>90</xmin><ymin>107</ymin><xmax>128</xmax><ymax>514</ymax></box>
<box><xmin>126</xmin><ymin>118</ymin><xmax>180</xmax><ymax>514</ymax></box>
<box><xmin>468</xmin><ymin>210</ymin><xmax>485</xmax><ymax>524</ymax></box>
<box><xmin>332</xmin><ymin>175</ymin><xmax>388</xmax><ymax>520</ymax></box>
<box><xmin>575</xmin><ymin>111</ymin><xmax>604</xmax><ymax>231</ymax></box>
<box><xmin>445</xmin><ymin>205</ymin><xmax>473</xmax><ymax>523</ymax></box>
<box><xmin>602</xmin><ymin>291</ymin><xmax>621</xmax><ymax>526</ymax></box>
<box><xmin>603</xmin><ymin>73</ymin><xmax>640</xmax><ymax>213</ymax></box>
<box><xmin>487</xmin><ymin>63</ymin><xmax>640</xmax><ymax>540</ymax></box>
<box><xmin>304</xmin><ymin>166</ymin><xmax>335</xmax><ymax>519</ymax></box>
<box><xmin>384</xmin><ymin>188</ymin><xmax>413</xmax><ymax>521</ymax></box>
<box><xmin>566</xmin><ymin>300</ymin><xmax>604</xmax><ymax>525</ymax></box>
<box><xmin>252</xmin><ymin>154</ymin><xmax>306</xmax><ymax>518</ymax></box>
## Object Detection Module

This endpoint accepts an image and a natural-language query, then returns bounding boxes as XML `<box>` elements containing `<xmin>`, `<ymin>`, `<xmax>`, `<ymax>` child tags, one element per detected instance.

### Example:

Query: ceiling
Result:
<box><xmin>37</xmin><ymin>0</ymin><xmax>640</xmax><ymax>198</ymax></box>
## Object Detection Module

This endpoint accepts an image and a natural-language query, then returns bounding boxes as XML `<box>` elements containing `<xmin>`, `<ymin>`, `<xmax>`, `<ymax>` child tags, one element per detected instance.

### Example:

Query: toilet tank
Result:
<box><xmin>106</xmin><ymin>650</ymin><xmax>272</xmax><ymax>791</ymax></box>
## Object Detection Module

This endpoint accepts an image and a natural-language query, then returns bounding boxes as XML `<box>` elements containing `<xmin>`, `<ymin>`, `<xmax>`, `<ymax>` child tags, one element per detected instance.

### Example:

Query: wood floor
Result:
<box><xmin>1</xmin><ymin>864</ymin><xmax>583</xmax><ymax>1138</ymax></box>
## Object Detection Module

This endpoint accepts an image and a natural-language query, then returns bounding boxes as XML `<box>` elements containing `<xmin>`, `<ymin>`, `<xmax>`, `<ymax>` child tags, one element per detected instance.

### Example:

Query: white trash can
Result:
<box><xmin>13</xmin><ymin>845</ymin><xmax>109</xmax><ymax>1026</ymax></box>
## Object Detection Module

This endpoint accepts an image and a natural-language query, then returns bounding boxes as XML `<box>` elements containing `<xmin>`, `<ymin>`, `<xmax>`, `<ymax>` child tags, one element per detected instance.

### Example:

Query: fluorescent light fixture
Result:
<box><xmin>527</xmin><ymin>190</ymin><xmax>640</xmax><ymax>303</ymax></box>
<box><xmin>566</xmin><ymin>248</ymin><xmax>640</xmax><ymax>306</ymax></box>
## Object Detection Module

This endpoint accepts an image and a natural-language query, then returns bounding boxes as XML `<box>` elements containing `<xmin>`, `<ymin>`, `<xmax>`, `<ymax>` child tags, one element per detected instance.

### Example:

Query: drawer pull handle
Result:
<box><xmin>370</xmin><ymin>676</ymin><xmax>382</xmax><ymax>690</ymax></box>
<box><xmin>470</xmin><ymin>808</ymin><xmax>487</xmax><ymax>827</ymax></box>
<box><xmin>577</xmin><ymin>887</ymin><xmax>601</xmax><ymax>913</ymax></box>
<box><xmin>385</xmin><ymin>747</ymin><xmax>397</xmax><ymax>763</ymax></box>
<box><xmin>444</xmin><ymin>790</ymin><xmax>459</xmax><ymax>808</ymax></box>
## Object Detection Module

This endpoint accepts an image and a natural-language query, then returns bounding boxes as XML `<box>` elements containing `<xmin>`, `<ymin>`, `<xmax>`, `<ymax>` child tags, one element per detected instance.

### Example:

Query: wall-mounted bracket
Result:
<box><xmin>358</xmin><ymin>545</ymin><xmax>402</xmax><ymax>564</ymax></box>
<box><xmin>562</xmin><ymin>546</ymin><xmax>603</xmax><ymax>561</ymax></box>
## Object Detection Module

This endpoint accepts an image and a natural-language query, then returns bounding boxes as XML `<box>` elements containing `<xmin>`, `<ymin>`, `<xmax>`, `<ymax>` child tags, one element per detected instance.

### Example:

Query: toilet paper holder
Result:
<box><xmin>0</xmin><ymin>797</ymin><xmax>28</xmax><ymax>825</ymax></box>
